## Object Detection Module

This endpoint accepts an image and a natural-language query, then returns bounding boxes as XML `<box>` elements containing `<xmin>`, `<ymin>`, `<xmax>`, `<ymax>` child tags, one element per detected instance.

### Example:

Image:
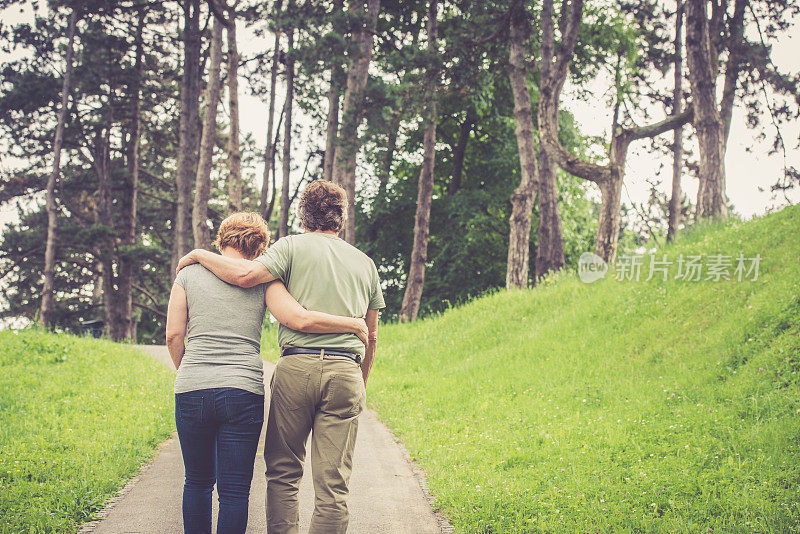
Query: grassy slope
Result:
<box><xmin>0</xmin><ymin>333</ymin><xmax>174</xmax><ymax>533</ymax></box>
<box><xmin>369</xmin><ymin>205</ymin><xmax>800</xmax><ymax>533</ymax></box>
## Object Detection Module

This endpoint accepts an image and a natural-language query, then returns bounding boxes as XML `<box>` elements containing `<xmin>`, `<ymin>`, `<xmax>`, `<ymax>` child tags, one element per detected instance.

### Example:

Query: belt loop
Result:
<box><xmin>320</xmin><ymin>348</ymin><xmax>324</xmax><ymax>360</ymax></box>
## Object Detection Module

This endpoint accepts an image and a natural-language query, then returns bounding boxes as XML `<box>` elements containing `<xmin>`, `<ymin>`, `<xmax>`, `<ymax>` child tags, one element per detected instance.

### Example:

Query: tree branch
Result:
<box><xmin>553</xmin><ymin>0</ymin><xmax>583</xmax><ymax>83</ymax></box>
<box><xmin>719</xmin><ymin>0</ymin><xmax>747</xmax><ymax>140</ymax></box>
<box><xmin>466</xmin><ymin>13</ymin><xmax>509</xmax><ymax>45</ymax></box>
<box><xmin>132</xmin><ymin>283</ymin><xmax>163</xmax><ymax>310</ymax></box>
<box><xmin>206</xmin><ymin>0</ymin><xmax>232</xmax><ymax>27</ymax></box>
<box><xmin>539</xmin><ymin>0</ymin><xmax>555</xmax><ymax>78</ymax></box>
<box><xmin>624</xmin><ymin>107</ymin><xmax>694</xmax><ymax>142</ymax></box>
<box><xmin>538</xmin><ymin>0</ymin><xmax>606</xmax><ymax>183</ymax></box>
<box><xmin>133</xmin><ymin>301</ymin><xmax>167</xmax><ymax>318</ymax></box>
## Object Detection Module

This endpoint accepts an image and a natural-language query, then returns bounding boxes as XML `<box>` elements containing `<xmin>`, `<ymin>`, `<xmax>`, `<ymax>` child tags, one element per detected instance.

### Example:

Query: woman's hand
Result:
<box><xmin>266</xmin><ymin>281</ymin><xmax>368</xmax><ymax>340</ymax></box>
<box><xmin>352</xmin><ymin>317</ymin><xmax>368</xmax><ymax>346</ymax></box>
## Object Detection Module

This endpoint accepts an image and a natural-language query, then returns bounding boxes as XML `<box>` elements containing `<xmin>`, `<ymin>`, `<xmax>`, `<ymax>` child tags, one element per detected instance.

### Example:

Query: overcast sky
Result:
<box><xmin>1</xmin><ymin>3</ymin><xmax>798</xmax><ymax>234</ymax></box>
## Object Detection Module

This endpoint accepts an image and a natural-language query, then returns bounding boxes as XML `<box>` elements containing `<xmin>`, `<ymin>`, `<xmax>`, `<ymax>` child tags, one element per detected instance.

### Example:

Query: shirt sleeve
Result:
<box><xmin>254</xmin><ymin>236</ymin><xmax>292</xmax><ymax>283</ymax></box>
<box><xmin>368</xmin><ymin>261</ymin><xmax>386</xmax><ymax>310</ymax></box>
<box><xmin>174</xmin><ymin>267</ymin><xmax>188</xmax><ymax>289</ymax></box>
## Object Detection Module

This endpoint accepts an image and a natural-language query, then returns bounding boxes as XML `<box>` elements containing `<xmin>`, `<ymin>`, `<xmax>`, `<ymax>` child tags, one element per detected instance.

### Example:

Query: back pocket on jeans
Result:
<box><xmin>175</xmin><ymin>392</ymin><xmax>205</xmax><ymax>424</ymax></box>
<box><xmin>272</xmin><ymin>365</ymin><xmax>310</xmax><ymax>412</ymax></box>
<box><xmin>328</xmin><ymin>375</ymin><xmax>365</xmax><ymax>419</ymax></box>
<box><xmin>225</xmin><ymin>389</ymin><xmax>265</xmax><ymax>425</ymax></box>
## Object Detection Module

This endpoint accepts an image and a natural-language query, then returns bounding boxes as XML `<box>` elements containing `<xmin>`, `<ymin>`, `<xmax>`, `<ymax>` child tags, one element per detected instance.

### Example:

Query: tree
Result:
<box><xmin>505</xmin><ymin>0</ymin><xmax>539</xmax><ymax>289</ymax></box>
<box><xmin>399</xmin><ymin>0</ymin><xmax>439</xmax><ymax>322</ymax></box>
<box><xmin>192</xmin><ymin>15</ymin><xmax>224</xmax><ymax>250</ymax></box>
<box><xmin>323</xmin><ymin>0</ymin><xmax>345</xmax><ymax>182</ymax></box>
<box><xmin>532</xmin><ymin>0</ymin><xmax>568</xmax><ymax>281</ymax></box>
<box><xmin>226</xmin><ymin>2</ymin><xmax>242</xmax><ymax>213</ymax></box>
<box><xmin>115</xmin><ymin>7</ymin><xmax>147</xmax><ymax>340</ymax></box>
<box><xmin>278</xmin><ymin>26</ymin><xmax>295</xmax><ymax>239</ymax></box>
<box><xmin>331</xmin><ymin>0</ymin><xmax>381</xmax><ymax>243</ymax></box>
<box><xmin>40</xmin><ymin>7</ymin><xmax>78</xmax><ymax>329</ymax></box>
<box><xmin>684</xmin><ymin>0</ymin><xmax>799</xmax><ymax>217</ymax></box>
<box><xmin>684</xmin><ymin>0</ymin><xmax>743</xmax><ymax>219</ymax></box>
<box><xmin>173</xmin><ymin>0</ymin><xmax>202</xmax><ymax>271</ymax></box>
<box><xmin>258</xmin><ymin>0</ymin><xmax>283</xmax><ymax>221</ymax></box>
<box><xmin>539</xmin><ymin>0</ymin><xmax>693</xmax><ymax>262</ymax></box>
<box><xmin>0</xmin><ymin>1</ymin><xmax>257</xmax><ymax>341</ymax></box>
<box><xmin>667</xmin><ymin>3</ymin><xmax>685</xmax><ymax>242</ymax></box>
<box><xmin>447</xmin><ymin>109</ymin><xmax>474</xmax><ymax>195</ymax></box>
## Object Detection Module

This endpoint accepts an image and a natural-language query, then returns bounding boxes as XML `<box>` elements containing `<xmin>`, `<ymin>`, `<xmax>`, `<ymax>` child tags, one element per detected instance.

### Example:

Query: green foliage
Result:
<box><xmin>0</xmin><ymin>5</ymin><xmax>264</xmax><ymax>341</ymax></box>
<box><xmin>2</xmin><ymin>0</ymin><xmax>797</xmax><ymax>337</ymax></box>
<box><xmin>0</xmin><ymin>330</ymin><xmax>175</xmax><ymax>533</ymax></box>
<box><xmin>356</xmin><ymin>58</ymin><xmax>598</xmax><ymax>319</ymax></box>
<box><xmin>367</xmin><ymin>204</ymin><xmax>800</xmax><ymax>532</ymax></box>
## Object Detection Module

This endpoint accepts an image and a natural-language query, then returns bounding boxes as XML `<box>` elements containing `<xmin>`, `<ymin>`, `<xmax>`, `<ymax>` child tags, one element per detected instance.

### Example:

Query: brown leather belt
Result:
<box><xmin>281</xmin><ymin>346</ymin><xmax>362</xmax><ymax>365</ymax></box>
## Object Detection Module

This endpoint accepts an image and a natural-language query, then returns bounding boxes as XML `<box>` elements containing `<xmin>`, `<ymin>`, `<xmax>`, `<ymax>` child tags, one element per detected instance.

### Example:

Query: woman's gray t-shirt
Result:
<box><xmin>173</xmin><ymin>264</ymin><xmax>266</xmax><ymax>395</ymax></box>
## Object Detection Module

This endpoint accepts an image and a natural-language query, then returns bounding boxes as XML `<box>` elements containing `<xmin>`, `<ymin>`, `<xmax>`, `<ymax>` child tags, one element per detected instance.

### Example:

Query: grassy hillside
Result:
<box><xmin>0</xmin><ymin>333</ymin><xmax>174</xmax><ymax>533</ymax></box>
<box><xmin>368</xmin><ymin>205</ymin><xmax>800</xmax><ymax>532</ymax></box>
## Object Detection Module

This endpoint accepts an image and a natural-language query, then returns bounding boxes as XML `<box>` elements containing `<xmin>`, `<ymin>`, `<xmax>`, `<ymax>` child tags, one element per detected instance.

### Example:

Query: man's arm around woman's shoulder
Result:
<box><xmin>176</xmin><ymin>249</ymin><xmax>275</xmax><ymax>287</ymax></box>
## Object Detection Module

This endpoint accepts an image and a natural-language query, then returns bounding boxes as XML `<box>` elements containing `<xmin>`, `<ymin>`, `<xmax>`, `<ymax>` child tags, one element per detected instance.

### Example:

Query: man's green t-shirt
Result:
<box><xmin>255</xmin><ymin>232</ymin><xmax>385</xmax><ymax>357</ymax></box>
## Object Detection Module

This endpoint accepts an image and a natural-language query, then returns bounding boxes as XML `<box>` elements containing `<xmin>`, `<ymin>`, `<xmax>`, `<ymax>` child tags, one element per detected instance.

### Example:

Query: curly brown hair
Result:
<box><xmin>214</xmin><ymin>212</ymin><xmax>270</xmax><ymax>259</ymax></box>
<box><xmin>298</xmin><ymin>180</ymin><xmax>348</xmax><ymax>232</ymax></box>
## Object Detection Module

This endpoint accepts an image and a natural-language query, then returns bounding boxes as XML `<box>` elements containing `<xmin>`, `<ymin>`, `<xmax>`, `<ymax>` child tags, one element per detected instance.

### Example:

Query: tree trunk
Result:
<box><xmin>226</xmin><ymin>7</ymin><xmax>242</xmax><ymax>213</ymax></box>
<box><xmin>505</xmin><ymin>0</ymin><xmax>539</xmax><ymax>290</ymax></box>
<box><xmin>277</xmin><ymin>29</ymin><xmax>295</xmax><ymax>239</ymax></box>
<box><xmin>399</xmin><ymin>0</ymin><xmax>438</xmax><ymax>323</ymax></box>
<box><xmin>192</xmin><ymin>17</ymin><xmax>224</xmax><ymax>250</ymax></box>
<box><xmin>259</xmin><ymin>21</ymin><xmax>282</xmax><ymax>219</ymax></box>
<box><xmin>380</xmin><ymin>111</ymin><xmax>401</xmax><ymax>196</ymax></box>
<box><xmin>40</xmin><ymin>8</ymin><xmax>78</xmax><ymax>329</ymax></box>
<box><xmin>323</xmin><ymin>0</ymin><xmax>344</xmax><ymax>182</ymax></box>
<box><xmin>667</xmin><ymin>4</ymin><xmax>684</xmax><ymax>242</ymax></box>
<box><xmin>94</xmin><ymin>129</ymin><xmax>126</xmax><ymax>342</ymax></box>
<box><xmin>323</xmin><ymin>73</ymin><xmax>341</xmax><ymax>183</ymax></box>
<box><xmin>718</xmin><ymin>0</ymin><xmax>746</xmax><ymax>150</ymax></box>
<box><xmin>265</xmin><ymin>107</ymin><xmax>284</xmax><ymax>225</ymax></box>
<box><xmin>535</xmin><ymin>148</ymin><xmax>565</xmax><ymax>279</ymax></box>
<box><xmin>116</xmin><ymin>8</ymin><xmax>146</xmax><ymax>341</ymax></box>
<box><xmin>685</xmin><ymin>0</ymin><xmax>727</xmax><ymax>219</ymax></box>
<box><xmin>594</xmin><ymin>137</ymin><xmax>628</xmax><ymax>263</ymax></box>
<box><xmin>534</xmin><ymin>0</ymin><xmax>567</xmax><ymax>282</ymax></box>
<box><xmin>448</xmin><ymin>111</ymin><xmax>473</xmax><ymax>195</ymax></box>
<box><xmin>331</xmin><ymin>0</ymin><xmax>381</xmax><ymax>244</ymax></box>
<box><xmin>367</xmin><ymin>110</ymin><xmax>401</xmax><ymax>244</ymax></box>
<box><xmin>172</xmin><ymin>0</ymin><xmax>201</xmax><ymax>272</ymax></box>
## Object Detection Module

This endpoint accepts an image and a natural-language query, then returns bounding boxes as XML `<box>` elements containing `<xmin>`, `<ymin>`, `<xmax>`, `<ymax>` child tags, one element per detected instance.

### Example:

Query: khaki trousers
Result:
<box><xmin>265</xmin><ymin>352</ymin><xmax>365</xmax><ymax>534</ymax></box>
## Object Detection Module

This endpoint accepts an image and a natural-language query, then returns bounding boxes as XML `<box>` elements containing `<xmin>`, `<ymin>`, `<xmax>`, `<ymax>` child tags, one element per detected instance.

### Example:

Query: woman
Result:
<box><xmin>165</xmin><ymin>212</ymin><xmax>366</xmax><ymax>534</ymax></box>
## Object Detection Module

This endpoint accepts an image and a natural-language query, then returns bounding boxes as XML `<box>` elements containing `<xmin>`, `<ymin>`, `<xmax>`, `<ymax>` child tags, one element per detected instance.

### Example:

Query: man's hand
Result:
<box><xmin>176</xmin><ymin>250</ymin><xmax>198</xmax><ymax>276</ymax></box>
<box><xmin>353</xmin><ymin>317</ymin><xmax>368</xmax><ymax>346</ymax></box>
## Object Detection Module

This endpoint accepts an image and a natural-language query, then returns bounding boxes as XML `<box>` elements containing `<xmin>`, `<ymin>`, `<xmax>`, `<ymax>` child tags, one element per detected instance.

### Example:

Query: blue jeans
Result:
<box><xmin>175</xmin><ymin>387</ymin><xmax>264</xmax><ymax>534</ymax></box>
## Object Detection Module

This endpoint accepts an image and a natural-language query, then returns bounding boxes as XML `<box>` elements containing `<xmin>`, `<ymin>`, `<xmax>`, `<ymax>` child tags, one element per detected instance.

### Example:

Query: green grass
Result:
<box><xmin>367</xmin><ymin>205</ymin><xmax>800</xmax><ymax>533</ymax></box>
<box><xmin>261</xmin><ymin>321</ymin><xmax>280</xmax><ymax>361</ymax></box>
<box><xmin>0</xmin><ymin>332</ymin><xmax>175</xmax><ymax>533</ymax></box>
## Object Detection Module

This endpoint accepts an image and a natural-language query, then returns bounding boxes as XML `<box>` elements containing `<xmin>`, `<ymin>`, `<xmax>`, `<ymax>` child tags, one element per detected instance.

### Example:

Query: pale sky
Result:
<box><xmin>1</xmin><ymin>3</ymin><xmax>798</xmax><ymax>235</ymax></box>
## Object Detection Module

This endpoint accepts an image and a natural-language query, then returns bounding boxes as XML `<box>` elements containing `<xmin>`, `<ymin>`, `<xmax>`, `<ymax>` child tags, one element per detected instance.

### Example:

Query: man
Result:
<box><xmin>176</xmin><ymin>180</ymin><xmax>384</xmax><ymax>534</ymax></box>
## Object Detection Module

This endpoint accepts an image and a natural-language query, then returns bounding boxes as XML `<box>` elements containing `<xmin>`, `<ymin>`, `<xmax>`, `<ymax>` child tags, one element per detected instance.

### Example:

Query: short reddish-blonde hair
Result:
<box><xmin>214</xmin><ymin>212</ymin><xmax>270</xmax><ymax>259</ymax></box>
